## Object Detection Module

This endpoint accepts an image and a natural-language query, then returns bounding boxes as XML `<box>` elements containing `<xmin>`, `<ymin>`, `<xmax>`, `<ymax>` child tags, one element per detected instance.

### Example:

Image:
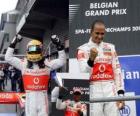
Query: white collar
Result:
<box><xmin>88</xmin><ymin>37</ymin><xmax>103</xmax><ymax>47</ymax></box>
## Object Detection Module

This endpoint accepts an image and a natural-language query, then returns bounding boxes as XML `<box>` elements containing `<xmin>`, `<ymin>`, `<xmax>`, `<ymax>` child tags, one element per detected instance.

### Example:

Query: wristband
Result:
<box><xmin>87</xmin><ymin>58</ymin><xmax>94</xmax><ymax>67</ymax></box>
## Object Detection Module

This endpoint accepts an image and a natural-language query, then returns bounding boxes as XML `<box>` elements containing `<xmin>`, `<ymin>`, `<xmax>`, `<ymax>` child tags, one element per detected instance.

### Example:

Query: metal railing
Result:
<box><xmin>90</xmin><ymin>95</ymin><xmax>140</xmax><ymax>103</ymax></box>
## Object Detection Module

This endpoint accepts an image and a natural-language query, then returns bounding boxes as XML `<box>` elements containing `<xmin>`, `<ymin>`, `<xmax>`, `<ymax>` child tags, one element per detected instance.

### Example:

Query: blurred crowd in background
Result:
<box><xmin>0</xmin><ymin>64</ymin><xmax>24</xmax><ymax>92</ymax></box>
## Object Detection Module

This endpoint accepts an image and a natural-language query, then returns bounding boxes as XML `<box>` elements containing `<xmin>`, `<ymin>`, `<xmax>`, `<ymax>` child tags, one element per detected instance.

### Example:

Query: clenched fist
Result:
<box><xmin>51</xmin><ymin>35</ymin><xmax>64</xmax><ymax>51</ymax></box>
<box><xmin>116</xmin><ymin>101</ymin><xmax>125</xmax><ymax>110</ymax></box>
<box><xmin>51</xmin><ymin>35</ymin><xmax>60</xmax><ymax>45</ymax></box>
<box><xmin>10</xmin><ymin>34</ymin><xmax>23</xmax><ymax>48</ymax></box>
<box><xmin>89</xmin><ymin>48</ymin><xmax>98</xmax><ymax>61</ymax></box>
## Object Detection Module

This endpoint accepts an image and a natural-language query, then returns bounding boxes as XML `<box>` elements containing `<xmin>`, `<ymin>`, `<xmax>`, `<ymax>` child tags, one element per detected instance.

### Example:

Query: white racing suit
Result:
<box><xmin>5</xmin><ymin>47</ymin><xmax>66</xmax><ymax>116</ymax></box>
<box><xmin>56</xmin><ymin>99</ymin><xmax>87</xmax><ymax>116</ymax></box>
<box><xmin>77</xmin><ymin>39</ymin><xmax>124</xmax><ymax>116</ymax></box>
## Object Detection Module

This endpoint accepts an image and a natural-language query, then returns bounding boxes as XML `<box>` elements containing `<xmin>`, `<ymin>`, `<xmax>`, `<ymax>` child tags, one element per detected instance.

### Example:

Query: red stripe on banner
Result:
<box><xmin>0</xmin><ymin>92</ymin><xmax>25</xmax><ymax>106</ymax></box>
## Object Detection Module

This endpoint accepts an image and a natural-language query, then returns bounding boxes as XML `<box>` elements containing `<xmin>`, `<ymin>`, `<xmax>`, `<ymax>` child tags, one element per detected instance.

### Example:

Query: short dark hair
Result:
<box><xmin>90</xmin><ymin>20</ymin><xmax>105</xmax><ymax>34</ymax></box>
<box><xmin>73</xmin><ymin>92</ymin><xmax>81</xmax><ymax>95</ymax></box>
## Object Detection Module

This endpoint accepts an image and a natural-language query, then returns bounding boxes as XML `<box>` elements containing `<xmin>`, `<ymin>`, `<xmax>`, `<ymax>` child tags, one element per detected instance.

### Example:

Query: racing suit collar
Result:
<box><xmin>88</xmin><ymin>37</ymin><xmax>103</xmax><ymax>47</ymax></box>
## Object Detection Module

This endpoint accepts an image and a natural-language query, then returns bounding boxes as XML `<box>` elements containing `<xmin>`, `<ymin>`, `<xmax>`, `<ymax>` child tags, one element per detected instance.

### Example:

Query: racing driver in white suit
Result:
<box><xmin>77</xmin><ymin>20</ymin><xmax>125</xmax><ymax>116</ymax></box>
<box><xmin>56</xmin><ymin>88</ymin><xmax>87</xmax><ymax>116</ymax></box>
<box><xmin>5</xmin><ymin>35</ymin><xmax>66</xmax><ymax>116</ymax></box>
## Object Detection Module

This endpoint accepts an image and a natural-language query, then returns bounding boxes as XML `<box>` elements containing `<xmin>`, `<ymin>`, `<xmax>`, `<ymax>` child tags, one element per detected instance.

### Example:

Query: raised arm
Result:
<box><xmin>5</xmin><ymin>35</ymin><xmax>23</xmax><ymax>71</ymax></box>
<box><xmin>45</xmin><ymin>35</ymin><xmax>66</xmax><ymax>70</ymax></box>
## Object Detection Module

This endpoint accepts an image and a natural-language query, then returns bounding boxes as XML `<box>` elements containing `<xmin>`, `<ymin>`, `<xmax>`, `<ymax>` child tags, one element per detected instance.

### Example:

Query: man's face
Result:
<box><xmin>91</xmin><ymin>23</ymin><xmax>105</xmax><ymax>44</ymax></box>
<box><xmin>73</xmin><ymin>92</ymin><xmax>81</xmax><ymax>102</ymax></box>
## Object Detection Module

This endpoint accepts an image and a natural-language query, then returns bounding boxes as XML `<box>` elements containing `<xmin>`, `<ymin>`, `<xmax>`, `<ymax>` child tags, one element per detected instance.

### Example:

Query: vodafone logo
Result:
<box><xmin>33</xmin><ymin>78</ymin><xmax>40</xmax><ymax>84</ymax></box>
<box><xmin>99</xmin><ymin>64</ymin><xmax>106</xmax><ymax>72</ymax></box>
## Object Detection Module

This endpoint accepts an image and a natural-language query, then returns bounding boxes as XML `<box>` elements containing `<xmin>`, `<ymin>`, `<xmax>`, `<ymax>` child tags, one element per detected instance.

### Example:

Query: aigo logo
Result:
<box><xmin>120</xmin><ymin>105</ymin><xmax>130</xmax><ymax>116</ymax></box>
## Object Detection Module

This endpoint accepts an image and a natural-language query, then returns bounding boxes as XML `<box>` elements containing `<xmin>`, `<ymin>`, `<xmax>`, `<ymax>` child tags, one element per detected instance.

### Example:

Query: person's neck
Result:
<box><xmin>92</xmin><ymin>40</ymin><xmax>101</xmax><ymax>45</ymax></box>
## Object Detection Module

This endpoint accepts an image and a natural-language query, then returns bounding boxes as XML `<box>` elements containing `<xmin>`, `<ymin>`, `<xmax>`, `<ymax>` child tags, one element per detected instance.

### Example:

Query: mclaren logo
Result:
<box><xmin>33</xmin><ymin>78</ymin><xmax>39</xmax><ymax>84</ymax></box>
<box><xmin>99</xmin><ymin>64</ymin><xmax>106</xmax><ymax>73</ymax></box>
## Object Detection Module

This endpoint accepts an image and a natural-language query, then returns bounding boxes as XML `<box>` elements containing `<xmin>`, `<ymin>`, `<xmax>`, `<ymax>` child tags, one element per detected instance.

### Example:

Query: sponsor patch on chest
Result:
<box><xmin>103</xmin><ymin>47</ymin><xmax>112</xmax><ymax>56</ymax></box>
<box><xmin>103</xmin><ymin>47</ymin><xmax>111</xmax><ymax>52</ymax></box>
<box><xmin>24</xmin><ymin>68</ymin><xmax>50</xmax><ymax>76</ymax></box>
